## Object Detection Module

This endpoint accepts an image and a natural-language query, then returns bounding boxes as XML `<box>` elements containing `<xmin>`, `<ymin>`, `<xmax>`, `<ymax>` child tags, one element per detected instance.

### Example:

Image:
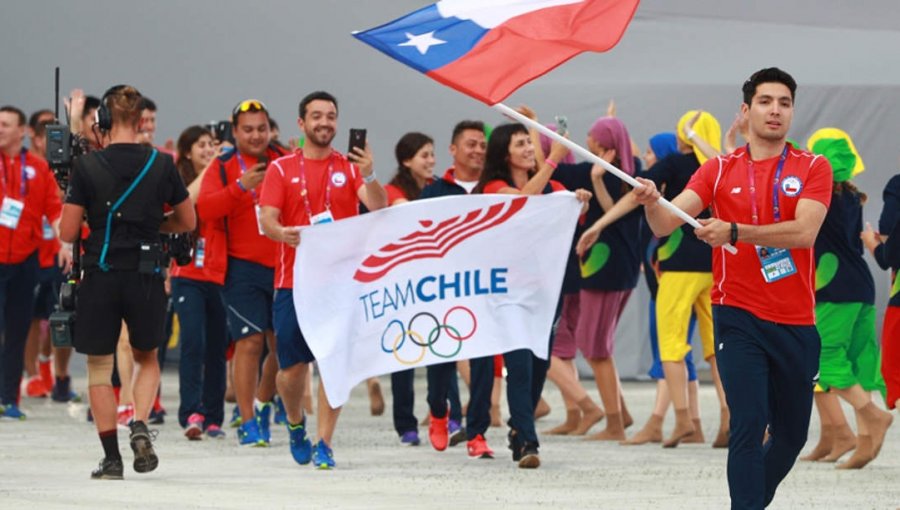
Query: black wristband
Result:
<box><xmin>730</xmin><ymin>222</ymin><xmax>738</xmax><ymax>245</ymax></box>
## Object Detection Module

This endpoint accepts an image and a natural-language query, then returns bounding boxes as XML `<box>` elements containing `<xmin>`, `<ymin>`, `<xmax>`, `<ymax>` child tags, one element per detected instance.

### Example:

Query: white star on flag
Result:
<box><xmin>398</xmin><ymin>31</ymin><xmax>447</xmax><ymax>55</ymax></box>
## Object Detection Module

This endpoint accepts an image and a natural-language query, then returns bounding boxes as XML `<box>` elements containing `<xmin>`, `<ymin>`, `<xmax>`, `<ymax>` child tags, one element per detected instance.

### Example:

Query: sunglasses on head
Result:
<box><xmin>232</xmin><ymin>99</ymin><xmax>268</xmax><ymax>120</ymax></box>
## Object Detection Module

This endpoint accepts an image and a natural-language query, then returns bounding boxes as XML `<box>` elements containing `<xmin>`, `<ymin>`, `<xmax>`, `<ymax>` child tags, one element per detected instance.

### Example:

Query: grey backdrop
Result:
<box><xmin>5</xmin><ymin>0</ymin><xmax>900</xmax><ymax>377</ymax></box>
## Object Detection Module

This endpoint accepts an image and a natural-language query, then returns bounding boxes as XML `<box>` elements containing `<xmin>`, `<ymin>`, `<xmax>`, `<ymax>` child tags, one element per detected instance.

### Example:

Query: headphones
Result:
<box><xmin>95</xmin><ymin>84</ymin><xmax>139</xmax><ymax>132</ymax></box>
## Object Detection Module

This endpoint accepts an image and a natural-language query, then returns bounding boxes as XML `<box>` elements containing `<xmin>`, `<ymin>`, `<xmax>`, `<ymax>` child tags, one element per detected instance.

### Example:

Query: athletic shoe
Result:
<box><xmin>312</xmin><ymin>439</ymin><xmax>335</xmax><ymax>470</ymax></box>
<box><xmin>518</xmin><ymin>442</ymin><xmax>540</xmax><ymax>469</ymax></box>
<box><xmin>400</xmin><ymin>430</ymin><xmax>421</xmax><ymax>446</ymax></box>
<box><xmin>429</xmin><ymin>413</ymin><xmax>449</xmax><ymax>451</ymax></box>
<box><xmin>149</xmin><ymin>395</ymin><xmax>166</xmax><ymax>424</ymax></box>
<box><xmin>273</xmin><ymin>395</ymin><xmax>287</xmax><ymax>425</ymax></box>
<box><xmin>90</xmin><ymin>457</ymin><xmax>124</xmax><ymax>480</ymax></box>
<box><xmin>51</xmin><ymin>376</ymin><xmax>79</xmax><ymax>403</ymax></box>
<box><xmin>116</xmin><ymin>404</ymin><xmax>134</xmax><ymax>429</ymax></box>
<box><xmin>508</xmin><ymin>428</ymin><xmax>523</xmax><ymax>462</ymax></box>
<box><xmin>288</xmin><ymin>418</ymin><xmax>313</xmax><ymax>465</ymax></box>
<box><xmin>39</xmin><ymin>359</ymin><xmax>53</xmax><ymax>392</ymax></box>
<box><xmin>24</xmin><ymin>375</ymin><xmax>49</xmax><ymax>398</ymax></box>
<box><xmin>229</xmin><ymin>406</ymin><xmax>242</xmax><ymax>428</ymax></box>
<box><xmin>1</xmin><ymin>404</ymin><xmax>26</xmax><ymax>420</ymax></box>
<box><xmin>205</xmin><ymin>424</ymin><xmax>226</xmax><ymax>439</ymax></box>
<box><xmin>256</xmin><ymin>402</ymin><xmax>273</xmax><ymax>445</ymax></box>
<box><xmin>466</xmin><ymin>434</ymin><xmax>494</xmax><ymax>459</ymax></box>
<box><xmin>448</xmin><ymin>419</ymin><xmax>466</xmax><ymax>447</ymax></box>
<box><xmin>129</xmin><ymin>421</ymin><xmax>159</xmax><ymax>473</ymax></box>
<box><xmin>237</xmin><ymin>419</ymin><xmax>266</xmax><ymax>446</ymax></box>
<box><xmin>185</xmin><ymin>413</ymin><xmax>204</xmax><ymax>441</ymax></box>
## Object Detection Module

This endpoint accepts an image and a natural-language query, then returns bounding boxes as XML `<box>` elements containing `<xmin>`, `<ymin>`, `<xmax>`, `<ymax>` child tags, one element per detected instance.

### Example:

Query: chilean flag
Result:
<box><xmin>353</xmin><ymin>0</ymin><xmax>640</xmax><ymax>105</ymax></box>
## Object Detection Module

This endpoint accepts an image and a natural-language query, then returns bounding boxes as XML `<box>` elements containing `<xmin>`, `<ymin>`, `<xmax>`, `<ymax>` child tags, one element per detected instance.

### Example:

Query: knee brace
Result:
<box><xmin>87</xmin><ymin>354</ymin><xmax>115</xmax><ymax>387</ymax></box>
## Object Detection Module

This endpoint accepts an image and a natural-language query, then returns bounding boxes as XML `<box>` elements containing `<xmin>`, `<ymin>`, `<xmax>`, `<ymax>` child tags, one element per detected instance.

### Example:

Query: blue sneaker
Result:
<box><xmin>312</xmin><ymin>439</ymin><xmax>335</xmax><ymax>469</ymax></box>
<box><xmin>400</xmin><ymin>430</ymin><xmax>421</xmax><ymax>446</ymax></box>
<box><xmin>255</xmin><ymin>402</ymin><xmax>272</xmax><ymax>445</ymax></box>
<box><xmin>448</xmin><ymin>419</ymin><xmax>466</xmax><ymax>447</ymax></box>
<box><xmin>288</xmin><ymin>418</ymin><xmax>313</xmax><ymax>465</ymax></box>
<box><xmin>237</xmin><ymin>419</ymin><xmax>266</xmax><ymax>446</ymax></box>
<box><xmin>1</xmin><ymin>404</ymin><xmax>26</xmax><ymax>420</ymax></box>
<box><xmin>274</xmin><ymin>396</ymin><xmax>287</xmax><ymax>425</ymax></box>
<box><xmin>229</xmin><ymin>407</ymin><xmax>242</xmax><ymax>428</ymax></box>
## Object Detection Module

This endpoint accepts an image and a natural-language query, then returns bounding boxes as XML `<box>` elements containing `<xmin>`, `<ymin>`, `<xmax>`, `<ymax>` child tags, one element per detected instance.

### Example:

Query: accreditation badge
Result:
<box><xmin>0</xmin><ymin>197</ymin><xmax>25</xmax><ymax>230</ymax></box>
<box><xmin>756</xmin><ymin>245</ymin><xmax>797</xmax><ymax>283</ymax></box>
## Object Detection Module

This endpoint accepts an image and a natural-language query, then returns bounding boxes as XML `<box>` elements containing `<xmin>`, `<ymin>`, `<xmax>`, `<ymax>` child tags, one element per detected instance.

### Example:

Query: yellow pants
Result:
<box><xmin>656</xmin><ymin>272</ymin><xmax>714</xmax><ymax>362</ymax></box>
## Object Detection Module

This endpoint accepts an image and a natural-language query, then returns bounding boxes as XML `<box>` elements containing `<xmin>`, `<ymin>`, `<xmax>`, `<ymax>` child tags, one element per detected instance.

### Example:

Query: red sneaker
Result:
<box><xmin>429</xmin><ymin>412</ymin><xmax>449</xmax><ymax>451</ymax></box>
<box><xmin>466</xmin><ymin>434</ymin><xmax>494</xmax><ymax>459</ymax></box>
<box><xmin>117</xmin><ymin>404</ymin><xmax>134</xmax><ymax>429</ymax></box>
<box><xmin>24</xmin><ymin>376</ymin><xmax>49</xmax><ymax>398</ymax></box>
<box><xmin>38</xmin><ymin>359</ymin><xmax>53</xmax><ymax>392</ymax></box>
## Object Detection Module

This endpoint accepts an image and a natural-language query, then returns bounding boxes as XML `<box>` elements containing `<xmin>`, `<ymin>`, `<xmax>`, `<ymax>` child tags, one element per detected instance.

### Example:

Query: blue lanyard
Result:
<box><xmin>98</xmin><ymin>149</ymin><xmax>158</xmax><ymax>271</ymax></box>
<box><xmin>745</xmin><ymin>144</ymin><xmax>789</xmax><ymax>224</ymax></box>
<box><xmin>0</xmin><ymin>151</ymin><xmax>28</xmax><ymax>198</ymax></box>
<box><xmin>235</xmin><ymin>151</ymin><xmax>259</xmax><ymax>202</ymax></box>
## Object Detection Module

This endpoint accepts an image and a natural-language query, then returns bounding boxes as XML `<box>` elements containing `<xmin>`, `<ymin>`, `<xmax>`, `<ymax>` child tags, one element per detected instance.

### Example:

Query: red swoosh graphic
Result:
<box><xmin>353</xmin><ymin>197</ymin><xmax>527</xmax><ymax>282</ymax></box>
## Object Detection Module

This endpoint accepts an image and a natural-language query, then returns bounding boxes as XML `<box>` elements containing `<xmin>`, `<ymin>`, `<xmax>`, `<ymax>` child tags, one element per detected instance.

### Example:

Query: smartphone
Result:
<box><xmin>554</xmin><ymin>116</ymin><xmax>568</xmax><ymax>136</ymax></box>
<box><xmin>215</xmin><ymin>121</ymin><xmax>234</xmax><ymax>145</ymax></box>
<box><xmin>257</xmin><ymin>156</ymin><xmax>268</xmax><ymax>171</ymax></box>
<box><xmin>348</xmin><ymin>128</ymin><xmax>367</xmax><ymax>156</ymax></box>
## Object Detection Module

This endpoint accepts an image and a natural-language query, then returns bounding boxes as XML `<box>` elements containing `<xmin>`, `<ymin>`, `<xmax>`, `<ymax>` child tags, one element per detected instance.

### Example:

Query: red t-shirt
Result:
<box><xmin>686</xmin><ymin>144</ymin><xmax>833</xmax><ymax>325</ymax></box>
<box><xmin>384</xmin><ymin>184</ymin><xmax>407</xmax><ymax>205</ymax></box>
<box><xmin>196</xmin><ymin>148</ymin><xmax>285</xmax><ymax>268</ymax></box>
<box><xmin>169</xmin><ymin>217</ymin><xmax>228</xmax><ymax>285</ymax></box>
<box><xmin>259</xmin><ymin>150</ymin><xmax>364</xmax><ymax>289</ymax></box>
<box><xmin>0</xmin><ymin>151</ymin><xmax>62</xmax><ymax>264</ymax></box>
<box><xmin>384</xmin><ymin>179</ymin><xmax>435</xmax><ymax>204</ymax></box>
<box><xmin>482</xmin><ymin>179</ymin><xmax>566</xmax><ymax>194</ymax></box>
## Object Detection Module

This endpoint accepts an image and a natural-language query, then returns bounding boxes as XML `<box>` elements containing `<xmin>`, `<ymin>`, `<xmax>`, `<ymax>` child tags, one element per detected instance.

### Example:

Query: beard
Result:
<box><xmin>307</xmin><ymin>127</ymin><xmax>335</xmax><ymax>148</ymax></box>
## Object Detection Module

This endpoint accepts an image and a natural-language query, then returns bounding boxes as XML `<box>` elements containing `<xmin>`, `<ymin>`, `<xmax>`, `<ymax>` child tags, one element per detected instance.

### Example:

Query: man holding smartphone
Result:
<box><xmin>259</xmin><ymin>90</ymin><xmax>387</xmax><ymax>469</ymax></box>
<box><xmin>196</xmin><ymin>99</ymin><xmax>287</xmax><ymax>447</ymax></box>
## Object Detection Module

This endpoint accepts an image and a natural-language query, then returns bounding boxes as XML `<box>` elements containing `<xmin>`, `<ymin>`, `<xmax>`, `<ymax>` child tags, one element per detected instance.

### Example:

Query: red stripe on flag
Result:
<box><xmin>428</xmin><ymin>0</ymin><xmax>639</xmax><ymax>104</ymax></box>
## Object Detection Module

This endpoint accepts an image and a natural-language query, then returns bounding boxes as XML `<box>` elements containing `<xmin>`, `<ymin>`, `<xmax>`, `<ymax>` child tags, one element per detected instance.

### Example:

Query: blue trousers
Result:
<box><xmin>171</xmin><ymin>278</ymin><xmax>228</xmax><ymax>428</ymax></box>
<box><xmin>391</xmin><ymin>369</ymin><xmax>417</xmax><ymax>435</ymax></box>
<box><xmin>466</xmin><ymin>298</ymin><xmax>560</xmax><ymax>444</ymax></box>
<box><xmin>424</xmin><ymin>361</ymin><xmax>463</xmax><ymax>422</ymax></box>
<box><xmin>0</xmin><ymin>254</ymin><xmax>38</xmax><ymax>405</ymax></box>
<box><xmin>713</xmin><ymin>305</ymin><xmax>820</xmax><ymax>510</ymax></box>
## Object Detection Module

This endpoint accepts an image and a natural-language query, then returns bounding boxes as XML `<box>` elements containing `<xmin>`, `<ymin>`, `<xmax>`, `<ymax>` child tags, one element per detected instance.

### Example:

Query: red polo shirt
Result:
<box><xmin>0</xmin><ymin>150</ymin><xmax>62</xmax><ymax>264</ymax></box>
<box><xmin>196</xmin><ymin>147</ymin><xmax>285</xmax><ymax>268</ymax></box>
<box><xmin>686</xmin><ymin>144</ymin><xmax>832</xmax><ymax>325</ymax></box>
<box><xmin>259</xmin><ymin>150</ymin><xmax>364</xmax><ymax>289</ymax></box>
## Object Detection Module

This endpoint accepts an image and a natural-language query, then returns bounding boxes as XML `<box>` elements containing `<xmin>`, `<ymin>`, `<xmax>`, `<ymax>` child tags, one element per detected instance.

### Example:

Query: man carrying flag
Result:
<box><xmin>259</xmin><ymin>91</ymin><xmax>387</xmax><ymax>470</ymax></box>
<box><xmin>633</xmin><ymin>68</ymin><xmax>833</xmax><ymax>509</ymax></box>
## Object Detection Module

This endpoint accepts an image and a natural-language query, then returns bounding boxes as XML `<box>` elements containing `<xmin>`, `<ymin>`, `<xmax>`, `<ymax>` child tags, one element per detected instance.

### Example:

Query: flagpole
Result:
<box><xmin>493</xmin><ymin>103</ymin><xmax>738</xmax><ymax>255</ymax></box>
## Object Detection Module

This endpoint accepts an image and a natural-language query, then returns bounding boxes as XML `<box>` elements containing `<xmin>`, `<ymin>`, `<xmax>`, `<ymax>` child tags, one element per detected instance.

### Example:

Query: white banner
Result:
<box><xmin>293</xmin><ymin>192</ymin><xmax>581</xmax><ymax>407</ymax></box>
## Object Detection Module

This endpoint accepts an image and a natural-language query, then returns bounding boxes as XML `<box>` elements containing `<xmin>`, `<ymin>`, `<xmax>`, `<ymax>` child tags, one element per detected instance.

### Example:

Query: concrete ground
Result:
<box><xmin>1</xmin><ymin>367</ymin><xmax>899</xmax><ymax>509</ymax></box>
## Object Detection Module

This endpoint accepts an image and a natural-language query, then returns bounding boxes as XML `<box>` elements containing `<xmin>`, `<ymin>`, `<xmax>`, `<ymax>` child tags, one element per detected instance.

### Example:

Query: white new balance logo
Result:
<box><xmin>730</xmin><ymin>187</ymin><xmax>742</xmax><ymax>194</ymax></box>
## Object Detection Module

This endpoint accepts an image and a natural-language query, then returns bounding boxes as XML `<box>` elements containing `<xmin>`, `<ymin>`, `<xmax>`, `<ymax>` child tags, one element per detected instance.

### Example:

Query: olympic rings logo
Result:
<box><xmin>380</xmin><ymin>307</ymin><xmax>478</xmax><ymax>365</ymax></box>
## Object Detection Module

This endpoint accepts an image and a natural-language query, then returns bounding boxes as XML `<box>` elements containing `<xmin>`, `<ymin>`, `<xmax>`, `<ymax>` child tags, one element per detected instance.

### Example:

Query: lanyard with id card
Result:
<box><xmin>236</xmin><ymin>152</ymin><xmax>267</xmax><ymax>235</ymax></box>
<box><xmin>298</xmin><ymin>151</ymin><xmax>335</xmax><ymax>226</ymax></box>
<box><xmin>0</xmin><ymin>152</ymin><xmax>28</xmax><ymax>230</ymax></box>
<box><xmin>745</xmin><ymin>145</ymin><xmax>797</xmax><ymax>284</ymax></box>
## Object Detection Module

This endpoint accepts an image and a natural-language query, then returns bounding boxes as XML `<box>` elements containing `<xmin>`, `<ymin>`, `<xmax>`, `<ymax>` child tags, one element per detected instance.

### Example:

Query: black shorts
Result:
<box><xmin>73</xmin><ymin>271</ymin><xmax>167</xmax><ymax>355</ymax></box>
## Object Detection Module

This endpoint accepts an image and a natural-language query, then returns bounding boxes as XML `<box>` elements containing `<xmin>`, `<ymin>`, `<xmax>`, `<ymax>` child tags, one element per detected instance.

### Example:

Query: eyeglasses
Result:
<box><xmin>231</xmin><ymin>99</ymin><xmax>268</xmax><ymax>121</ymax></box>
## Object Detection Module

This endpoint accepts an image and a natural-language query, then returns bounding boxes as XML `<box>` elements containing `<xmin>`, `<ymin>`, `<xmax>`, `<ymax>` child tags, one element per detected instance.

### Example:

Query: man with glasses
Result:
<box><xmin>197</xmin><ymin>99</ymin><xmax>287</xmax><ymax>446</ymax></box>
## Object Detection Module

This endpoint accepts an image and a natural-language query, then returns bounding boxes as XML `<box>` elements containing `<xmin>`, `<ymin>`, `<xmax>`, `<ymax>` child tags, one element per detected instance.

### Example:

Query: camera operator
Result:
<box><xmin>58</xmin><ymin>85</ymin><xmax>195</xmax><ymax>480</ymax></box>
<box><xmin>0</xmin><ymin>105</ymin><xmax>66</xmax><ymax>420</ymax></box>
